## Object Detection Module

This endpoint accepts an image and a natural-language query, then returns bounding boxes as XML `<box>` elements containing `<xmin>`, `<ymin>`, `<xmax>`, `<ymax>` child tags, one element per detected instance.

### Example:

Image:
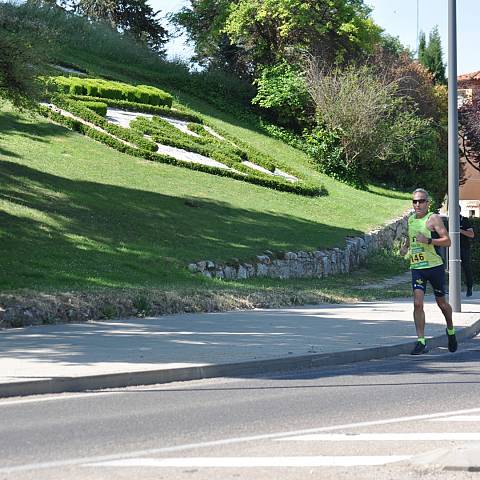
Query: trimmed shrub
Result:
<box><xmin>78</xmin><ymin>100</ymin><xmax>107</xmax><ymax>117</ymax></box>
<box><xmin>52</xmin><ymin>95</ymin><xmax>158</xmax><ymax>152</ymax></box>
<box><xmin>53</xmin><ymin>76</ymin><xmax>173</xmax><ymax>107</ymax></box>
<box><xmin>69</xmin><ymin>82</ymin><xmax>85</xmax><ymax>95</ymax></box>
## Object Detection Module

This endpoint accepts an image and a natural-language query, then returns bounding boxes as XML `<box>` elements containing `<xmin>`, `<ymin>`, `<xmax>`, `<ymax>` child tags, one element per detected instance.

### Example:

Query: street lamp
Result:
<box><xmin>448</xmin><ymin>0</ymin><xmax>461</xmax><ymax>312</ymax></box>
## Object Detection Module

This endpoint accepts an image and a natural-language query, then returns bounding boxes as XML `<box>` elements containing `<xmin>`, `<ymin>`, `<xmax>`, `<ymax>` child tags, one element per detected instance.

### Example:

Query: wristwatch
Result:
<box><xmin>428</xmin><ymin>238</ymin><xmax>432</xmax><ymax>245</ymax></box>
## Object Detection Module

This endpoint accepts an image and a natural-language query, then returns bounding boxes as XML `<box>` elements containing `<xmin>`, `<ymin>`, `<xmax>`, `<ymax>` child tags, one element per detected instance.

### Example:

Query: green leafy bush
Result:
<box><xmin>303</xmin><ymin>127</ymin><xmax>360</xmax><ymax>184</ymax></box>
<box><xmin>78</xmin><ymin>100</ymin><xmax>107</xmax><ymax>117</ymax></box>
<box><xmin>253</xmin><ymin>62</ymin><xmax>313</xmax><ymax>131</ymax></box>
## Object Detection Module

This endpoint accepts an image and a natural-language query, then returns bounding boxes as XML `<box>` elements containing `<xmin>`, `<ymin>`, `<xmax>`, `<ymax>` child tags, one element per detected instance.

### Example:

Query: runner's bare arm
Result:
<box><xmin>430</xmin><ymin>214</ymin><xmax>451</xmax><ymax>247</ymax></box>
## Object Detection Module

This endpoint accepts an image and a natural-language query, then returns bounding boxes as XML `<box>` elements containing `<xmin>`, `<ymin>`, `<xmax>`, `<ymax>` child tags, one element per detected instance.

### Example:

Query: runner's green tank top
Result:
<box><xmin>408</xmin><ymin>212</ymin><xmax>444</xmax><ymax>269</ymax></box>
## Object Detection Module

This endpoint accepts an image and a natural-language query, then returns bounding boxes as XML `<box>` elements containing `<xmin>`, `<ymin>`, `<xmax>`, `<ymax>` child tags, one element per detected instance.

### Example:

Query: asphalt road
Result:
<box><xmin>1</xmin><ymin>336</ymin><xmax>480</xmax><ymax>480</ymax></box>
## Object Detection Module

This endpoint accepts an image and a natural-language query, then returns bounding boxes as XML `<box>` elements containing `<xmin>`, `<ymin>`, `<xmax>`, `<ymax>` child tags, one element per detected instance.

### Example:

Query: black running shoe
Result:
<box><xmin>447</xmin><ymin>329</ymin><xmax>458</xmax><ymax>353</ymax></box>
<box><xmin>411</xmin><ymin>341</ymin><xmax>428</xmax><ymax>355</ymax></box>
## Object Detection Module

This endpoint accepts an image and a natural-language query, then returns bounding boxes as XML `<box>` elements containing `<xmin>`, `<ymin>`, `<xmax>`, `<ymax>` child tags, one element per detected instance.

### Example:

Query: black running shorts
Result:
<box><xmin>411</xmin><ymin>264</ymin><xmax>446</xmax><ymax>297</ymax></box>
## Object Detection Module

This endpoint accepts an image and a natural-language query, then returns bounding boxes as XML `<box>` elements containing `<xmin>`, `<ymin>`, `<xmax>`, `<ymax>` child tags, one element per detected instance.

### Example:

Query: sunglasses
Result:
<box><xmin>412</xmin><ymin>199</ymin><xmax>427</xmax><ymax>204</ymax></box>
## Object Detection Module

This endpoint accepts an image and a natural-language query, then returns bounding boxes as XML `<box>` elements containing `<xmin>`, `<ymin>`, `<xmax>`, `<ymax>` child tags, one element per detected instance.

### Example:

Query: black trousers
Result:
<box><xmin>461</xmin><ymin>247</ymin><xmax>474</xmax><ymax>289</ymax></box>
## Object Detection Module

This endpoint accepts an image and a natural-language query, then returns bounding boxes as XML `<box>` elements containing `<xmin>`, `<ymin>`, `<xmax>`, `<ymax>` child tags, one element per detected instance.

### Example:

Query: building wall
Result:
<box><xmin>458</xmin><ymin>72</ymin><xmax>480</xmax><ymax>215</ymax></box>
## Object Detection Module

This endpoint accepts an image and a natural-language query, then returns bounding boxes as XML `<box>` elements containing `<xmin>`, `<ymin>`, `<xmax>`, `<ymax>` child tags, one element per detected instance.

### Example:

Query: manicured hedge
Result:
<box><xmin>130</xmin><ymin>116</ymin><xmax>245</xmax><ymax>165</ymax></box>
<box><xmin>54</xmin><ymin>76</ymin><xmax>173</xmax><ymax>107</ymax></box>
<box><xmin>77</xmin><ymin>100</ymin><xmax>107</xmax><ymax>117</ymax></box>
<box><xmin>39</xmin><ymin>104</ymin><xmax>326</xmax><ymax>197</ymax></box>
<box><xmin>69</xmin><ymin>95</ymin><xmax>202</xmax><ymax>123</ymax></box>
<box><xmin>131</xmin><ymin>116</ymin><xmax>279</xmax><ymax>174</ymax></box>
<box><xmin>52</xmin><ymin>95</ymin><xmax>158</xmax><ymax>152</ymax></box>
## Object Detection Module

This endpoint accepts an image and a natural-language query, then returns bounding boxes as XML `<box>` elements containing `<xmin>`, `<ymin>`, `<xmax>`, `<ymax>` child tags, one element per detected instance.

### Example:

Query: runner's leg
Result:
<box><xmin>413</xmin><ymin>288</ymin><xmax>426</xmax><ymax>338</ymax></box>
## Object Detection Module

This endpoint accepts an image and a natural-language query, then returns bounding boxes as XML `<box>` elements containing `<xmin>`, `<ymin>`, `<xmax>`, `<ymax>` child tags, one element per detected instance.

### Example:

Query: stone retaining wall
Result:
<box><xmin>188</xmin><ymin>213</ymin><xmax>409</xmax><ymax>280</ymax></box>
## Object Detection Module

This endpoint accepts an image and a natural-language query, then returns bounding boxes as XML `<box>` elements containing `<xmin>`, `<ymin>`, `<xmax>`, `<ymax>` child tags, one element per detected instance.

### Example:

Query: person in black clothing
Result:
<box><xmin>460</xmin><ymin>206</ymin><xmax>475</xmax><ymax>296</ymax></box>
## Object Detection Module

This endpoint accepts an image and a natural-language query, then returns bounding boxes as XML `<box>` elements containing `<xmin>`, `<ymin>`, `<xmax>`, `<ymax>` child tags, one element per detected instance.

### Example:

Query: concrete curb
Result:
<box><xmin>2</xmin><ymin>318</ymin><xmax>479</xmax><ymax>399</ymax></box>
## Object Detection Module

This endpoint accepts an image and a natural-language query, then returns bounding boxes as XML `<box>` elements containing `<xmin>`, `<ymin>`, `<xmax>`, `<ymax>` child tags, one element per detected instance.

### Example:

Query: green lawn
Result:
<box><xmin>0</xmin><ymin>103</ymin><xmax>410</xmax><ymax>292</ymax></box>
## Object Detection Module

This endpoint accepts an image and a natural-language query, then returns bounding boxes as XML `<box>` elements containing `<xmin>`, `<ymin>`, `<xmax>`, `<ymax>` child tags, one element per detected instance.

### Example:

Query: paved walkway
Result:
<box><xmin>1</xmin><ymin>293</ymin><xmax>479</xmax><ymax>397</ymax></box>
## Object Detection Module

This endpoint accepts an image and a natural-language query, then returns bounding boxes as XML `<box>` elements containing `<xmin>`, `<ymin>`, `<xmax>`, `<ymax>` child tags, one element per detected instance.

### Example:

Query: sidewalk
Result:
<box><xmin>1</xmin><ymin>294</ymin><xmax>480</xmax><ymax>398</ymax></box>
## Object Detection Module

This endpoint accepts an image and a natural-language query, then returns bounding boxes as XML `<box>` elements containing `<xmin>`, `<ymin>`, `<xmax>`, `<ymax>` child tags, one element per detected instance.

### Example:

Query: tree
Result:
<box><xmin>171</xmin><ymin>0</ymin><xmax>250</xmax><ymax>76</ymax></box>
<box><xmin>0</xmin><ymin>3</ymin><xmax>56</xmax><ymax>107</ymax></box>
<box><xmin>173</xmin><ymin>0</ymin><xmax>382</xmax><ymax>78</ymax></box>
<box><xmin>53</xmin><ymin>0</ymin><xmax>169</xmax><ymax>53</ymax></box>
<box><xmin>418</xmin><ymin>26</ymin><xmax>446</xmax><ymax>85</ymax></box>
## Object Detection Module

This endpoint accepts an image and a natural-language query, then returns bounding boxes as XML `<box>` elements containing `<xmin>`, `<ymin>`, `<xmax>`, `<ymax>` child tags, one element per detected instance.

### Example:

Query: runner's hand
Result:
<box><xmin>416</xmin><ymin>233</ymin><xmax>429</xmax><ymax>244</ymax></box>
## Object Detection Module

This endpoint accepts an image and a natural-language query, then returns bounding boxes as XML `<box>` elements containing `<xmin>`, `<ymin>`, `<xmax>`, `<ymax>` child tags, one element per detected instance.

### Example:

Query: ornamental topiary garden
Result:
<box><xmin>44</xmin><ymin>75</ymin><xmax>326</xmax><ymax>197</ymax></box>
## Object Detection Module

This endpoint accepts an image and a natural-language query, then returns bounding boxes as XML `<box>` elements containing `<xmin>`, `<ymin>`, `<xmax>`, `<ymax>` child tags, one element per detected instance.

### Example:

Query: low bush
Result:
<box><xmin>77</xmin><ymin>100</ymin><xmax>107</xmax><ymax>117</ymax></box>
<box><xmin>53</xmin><ymin>76</ymin><xmax>173</xmax><ymax>107</ymax></box>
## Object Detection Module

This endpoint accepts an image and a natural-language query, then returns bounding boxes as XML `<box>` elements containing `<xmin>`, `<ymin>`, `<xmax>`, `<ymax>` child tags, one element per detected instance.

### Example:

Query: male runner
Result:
<box><xmin>400</xmin><ymin>188</ymin><xmax>458</xmax><ymax>355</ymax></box>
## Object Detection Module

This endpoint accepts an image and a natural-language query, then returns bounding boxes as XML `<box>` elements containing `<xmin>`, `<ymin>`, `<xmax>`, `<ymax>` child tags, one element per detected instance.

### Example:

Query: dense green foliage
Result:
<box><xmin>0</xmin><ymin>2</ymin><xmax>56</xmax><ymax>107</ymax></box>
<box><xmin>173</xmin><ymin>0</ymin><xmax>381</xmax><ymax>78</ymax></box>
<box><xmin>304</xmin><ymin>50</ymin><xmax>448</xmax><ymax>198</ymax></box>
<box><xmin>252</xmin><ymin>62</ymin><xmax>313</xmax><ymax>131</ymax></box>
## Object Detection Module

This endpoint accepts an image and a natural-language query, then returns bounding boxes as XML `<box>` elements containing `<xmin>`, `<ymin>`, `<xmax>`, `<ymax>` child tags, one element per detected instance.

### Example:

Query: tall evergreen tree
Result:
<box><xmin>419</xmin><ymin>26</ymin><xmax>446</xmax><ymax>85</ymax></box>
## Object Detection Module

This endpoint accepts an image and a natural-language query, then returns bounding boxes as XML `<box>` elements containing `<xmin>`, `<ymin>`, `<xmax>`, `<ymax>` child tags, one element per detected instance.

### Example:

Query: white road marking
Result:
<box><xmin>3</xmin><ymin>406</ymin><xmax>480</xmax><ymax>474</ymax></box>
<box><xmin>431</xmin><ymin>415</ymin><xmax>480</xmax><ymax>422</ymax></box>
<box><xmin>278</xmin><ymin>433</ymin><xmax>480</xmax><ymax>442</ymax></box>
<box><xmin>0</xmin><ymin>391</ymin><xmax>117</xmax><ymax>407</ymax></box>
<box><xmin>85</xmin><ymin>455</ymin><xmax>411</xmax><ymax>468</ymax></box>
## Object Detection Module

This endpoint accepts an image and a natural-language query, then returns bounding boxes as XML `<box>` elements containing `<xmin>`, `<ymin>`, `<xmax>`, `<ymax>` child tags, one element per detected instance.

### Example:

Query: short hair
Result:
<box><xmin>412</xmin><ymin>188</ymin><xmax>430</xmax><ymax>201</ymax></box>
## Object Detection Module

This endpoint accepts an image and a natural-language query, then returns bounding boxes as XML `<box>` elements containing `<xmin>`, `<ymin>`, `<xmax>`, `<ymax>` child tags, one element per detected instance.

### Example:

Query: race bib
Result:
<box><xmin>410</xmin><ymin>246</ymin><xmax>428</xmax><ymax>268</ymax></box>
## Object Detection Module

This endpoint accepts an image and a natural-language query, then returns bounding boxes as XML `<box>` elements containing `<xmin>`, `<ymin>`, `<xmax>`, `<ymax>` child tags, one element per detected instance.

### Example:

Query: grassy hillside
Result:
<box><xmin>0</xmin><ymin>3</ymin><xmax>411</xmax><ymax>300</ymax></box>
<box><xmin>0</xmin><ymin>101</ymin><xmax>409</xmax><ymax>292</ymax></box>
